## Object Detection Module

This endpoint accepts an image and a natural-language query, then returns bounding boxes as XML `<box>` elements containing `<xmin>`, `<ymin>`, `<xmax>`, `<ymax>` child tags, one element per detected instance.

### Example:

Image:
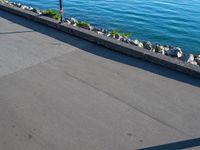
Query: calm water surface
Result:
<box><xmin>13</xmin><ymin>0</ymin><xmax>200</xmax><ymax>53</ymax></box>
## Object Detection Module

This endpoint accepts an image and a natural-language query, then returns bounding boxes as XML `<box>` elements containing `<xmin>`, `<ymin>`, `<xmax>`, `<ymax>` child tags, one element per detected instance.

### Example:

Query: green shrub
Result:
<box><xmin>76</xmin><ymin>21</ymin><xmax>89</xmax><ymax>28</ymax></box>
<box><xmin>43</xmin><ymin>9</ymin><xmax>60</xmax><ymax>20</ymax></box>
<box><xmin>111</xmin><ymin>29</ymin><xmax>120</xmax><ymax>36</ymax></box>
<box><xmin>111</xmin><ymin>29</ymin><xmax>131</xmax><ymax>38</ymax></box>
<box><xmin>121</xmin><ymin>32</ymin><xmax>131</xmax><ymax>38</ymax></box>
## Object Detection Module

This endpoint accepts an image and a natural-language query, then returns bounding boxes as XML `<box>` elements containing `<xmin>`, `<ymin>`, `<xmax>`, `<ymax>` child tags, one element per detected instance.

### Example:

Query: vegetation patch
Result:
<box><xmin>76</xmin><ymin>21</ymin><xmax>89</xmax><ymax>28</ymax></box>
<box><xmin>111</xmin><ymin>29</ymin><xmax>131</xmax><ymax>38</ymax></box>
<box><xmin>43</xmin><ymin>9</ymin><xmax>60</xmax><ymax>20</ymax></box>
<box><xmin>76</xmin><ymin>21</ymin><xmax>93</xmax><ymax>30</ymax></box>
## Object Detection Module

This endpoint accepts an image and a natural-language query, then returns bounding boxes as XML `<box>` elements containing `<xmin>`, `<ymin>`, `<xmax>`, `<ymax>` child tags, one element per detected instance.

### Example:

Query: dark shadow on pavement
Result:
<box><xmin>139</xmin><ymin>138</ymin><xmax>200</xmax><ymax>150</ymax></box>
<box><xmin>1</xmin><ymin>10</ymin><xmax>200</xmax><ymax>87</ymax></box>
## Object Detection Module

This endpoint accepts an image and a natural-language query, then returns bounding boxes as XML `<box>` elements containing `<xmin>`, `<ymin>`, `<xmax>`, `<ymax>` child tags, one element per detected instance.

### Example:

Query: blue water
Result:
<box><xmin>12</xmin><ymin>0</ymin><xmax>200</xmax><ymax>53</ymax></box>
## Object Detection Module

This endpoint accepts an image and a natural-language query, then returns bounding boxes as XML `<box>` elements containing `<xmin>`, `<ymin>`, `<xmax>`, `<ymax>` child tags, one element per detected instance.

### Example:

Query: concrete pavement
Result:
<box><xmin>0</xmin><ymin>10</ymin><xmax>200</xmax><ymax>150</ymax></box>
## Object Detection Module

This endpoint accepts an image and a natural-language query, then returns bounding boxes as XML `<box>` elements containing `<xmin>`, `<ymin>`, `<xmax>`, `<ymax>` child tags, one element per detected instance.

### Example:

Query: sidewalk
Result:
<box><xmin>0</xmin><ymin>10</ymin><xmax>200</xmax><ymax>150</ymax></box>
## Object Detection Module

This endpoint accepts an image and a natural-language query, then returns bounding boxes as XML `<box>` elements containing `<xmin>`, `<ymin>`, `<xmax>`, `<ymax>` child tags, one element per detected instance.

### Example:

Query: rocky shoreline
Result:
<box><xmin>1</xmin><ymin>0</ymin><xmax>200</xmax><ymax>67</ymax></box>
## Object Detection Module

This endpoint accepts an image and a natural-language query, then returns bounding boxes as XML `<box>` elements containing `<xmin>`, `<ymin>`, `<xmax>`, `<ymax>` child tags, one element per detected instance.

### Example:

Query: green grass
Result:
<box><xmin>76</xmin><ymin>21</ymin><xmax>89</xmax><ymax>28</ymax></box>
<box><xmin>111</xmin><ymin>29</ymin><xmax>120</xmax><ymax>36</ymax></box>
<box><xmin>121</xmin><ymin>32</ymin><xmax>131</xmax><ymax>38</ymax></box>
<box><xmin>111</xmin><ymin>29</ymin><xmax>131</xmax><ymax>38</ymax></box>
<box><xmin>43</xmin><ymin>9</ymin><xmax>60</xmax><ymax>20</ymax></box>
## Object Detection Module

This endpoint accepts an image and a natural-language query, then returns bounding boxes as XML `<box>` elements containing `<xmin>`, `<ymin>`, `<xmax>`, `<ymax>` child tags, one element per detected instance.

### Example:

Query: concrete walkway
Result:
<box><xmin>0</xmin><ymin>10</ymin><xmax>200</xmax><ymax>150</ymax></box>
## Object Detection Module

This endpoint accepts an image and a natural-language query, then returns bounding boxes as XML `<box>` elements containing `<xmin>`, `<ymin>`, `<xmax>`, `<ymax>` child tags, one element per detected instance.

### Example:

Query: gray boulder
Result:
<box><xmin>114</xmin><ymin>33</ymin><xmax>121</xmax><ymax>40</ymax></box>
<box><xmin>180</xmin><ymin>54</ymin><xmax>194</xmax><ymax>63</ymax></box>
<box><xmin>107</xmin><ymin>33</ymin><xmax>121</xmax><ymax>40</ymax></box>
<box><xmin>152</xmin><ymin>44</ymin><xmax>165</xmax><ymax>54</ymax></box>
<box><xmin>106</xmin><ymin>33</ymin><xmax>112</xmax><ymax>37</ymax></box>
<box><xmin>152</xmin><ymin>43</ymin><xmax>157</xmax><ymax>49</ymax></box>
<box><xmin>144</xmin><ymin>41</ymin><xmax>153</xmax><ymax>50</ymax></box>
<box><xmin>190</xmin><ymin>61</ymin><xmax>198</xmax><ymax>65</ymax></box>
<box><xmin>101</xmin><ymin>29</ymin><xmax>108</xmax><ymax>34</ymax></box>
<box><xmin>121</xmin><ymin>38</ymin><xmax>130</xmax><ymax>43</ymax></box>
<box><xmin>16</xmin><ymin>3</ymin><xmax>22</xmax><ymax>7</ymax></box>
<box><xmin>131</xmin><ymin>40</ymin><xmax>143</xmax><ymax>48</ymax></box>
<box><xmin>8</xmin><ymin>2</ymin><xmax>14</xmax><ymax>6</ymax></box>
<box><xmin>69</xmin><ymin>17</ymin><xmax>78</xmax><ymax>25</ymax></box>
<box><xmin>20</xmin><ymin>5</ymin><xmax>29</xmax><ymax>10</ymax></box>
<box><xmin>92</xmin><ymin>27</ymin><xmax>101</xmax><ymax>32</ymax></box>
<box><xmin>138</xmin><ymin>42</ymin><xmax>144</xmax><ymax>48</ymax></box>
<box><xmin>163</xmin><ymin>46</ymin><xmax>170</xmax><ymax>52</ymax></box>
<box><xmin>194</xmin><ymin>54</ymin><xmax>200</xmax><ymax>59</ymax></box>
<box><xmin>160</xmin><ymin>49</ymin><xmax>165</xmax><ymax>55</ymax></box>
<box><xmin>166</xmin><ymin>47</ymin><xmax>183</xmax><ymax>58</ymax></box>
<box><xmin>27</xmin><ymin>6</ymin><xmax>34</xmax><ymax>11</ymax></box>
<box><xmin>195</xmin><ymin>57</ymin><xmax>200</xmax><ymax>65</ymax></box>
<box><xmin>10</xmin><ymin>2</ymin><xmax>16</xmax><ymax>5</ymax></box>
<box><xmin>130</xmin><ymin>39</ymin><xmax>140</xmax><ymax>46</ymax></box>
<box><xmin>63</xmin><ymin>19</ymin><xmax>71</xmax><ymax>24</ymax></box>
<box><xmin>155</xmin><ymin>45</ymin><xmax>165</xmax><ymax>52</ymax></box>
<box><xmin>96</xmin><ymin>31</ymin><xmax>104</xmax><ymax>35</ymax></box>
<box><xmin>33</xmin><ymin>8</ymin><xmax>42</xmax><ymax>15</ymax></box>
<box><xmin>121</xmin><ymin>38</ymin><xmax>129</xmax><ymax>43</ymax></box>
<box><xmin>92</xmin><ymin>27</ymin><xmax>108</xmax><ymax>33</ymax></box>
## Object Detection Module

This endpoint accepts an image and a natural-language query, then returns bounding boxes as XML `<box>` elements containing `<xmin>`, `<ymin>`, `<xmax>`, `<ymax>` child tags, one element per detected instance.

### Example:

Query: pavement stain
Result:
<box><xmin>28</xmin><ymin>134</ymin><xmax>33</xmax><ymax>139</ymax></box>
<box><xmin>50</xmin><ymin>42</ymin><xmax>62</xmax><ymax>46</ymax></box>
<box><xmin>127</xmin><ymin>133</ymin><xmax>133</xmax><ymax>137</ymax></box>
<box><xmin>139</xmin><ymin>139</ymin><xmax>144</xmax><ymax>143</ymax></box>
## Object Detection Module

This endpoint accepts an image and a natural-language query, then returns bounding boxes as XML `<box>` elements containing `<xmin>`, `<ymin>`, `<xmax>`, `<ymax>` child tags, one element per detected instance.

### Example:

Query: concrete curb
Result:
<box><xmin>1</xmin><ymin>3</ymin><xmax>200</xmax><ymax>78</ymax></box>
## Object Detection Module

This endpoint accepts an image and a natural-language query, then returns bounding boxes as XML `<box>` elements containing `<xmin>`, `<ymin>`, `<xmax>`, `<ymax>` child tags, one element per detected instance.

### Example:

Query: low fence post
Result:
<box><xmin>59</xmin><ymin>0</ymin><xmax>63</xmax><ymax>22</ymax></box>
